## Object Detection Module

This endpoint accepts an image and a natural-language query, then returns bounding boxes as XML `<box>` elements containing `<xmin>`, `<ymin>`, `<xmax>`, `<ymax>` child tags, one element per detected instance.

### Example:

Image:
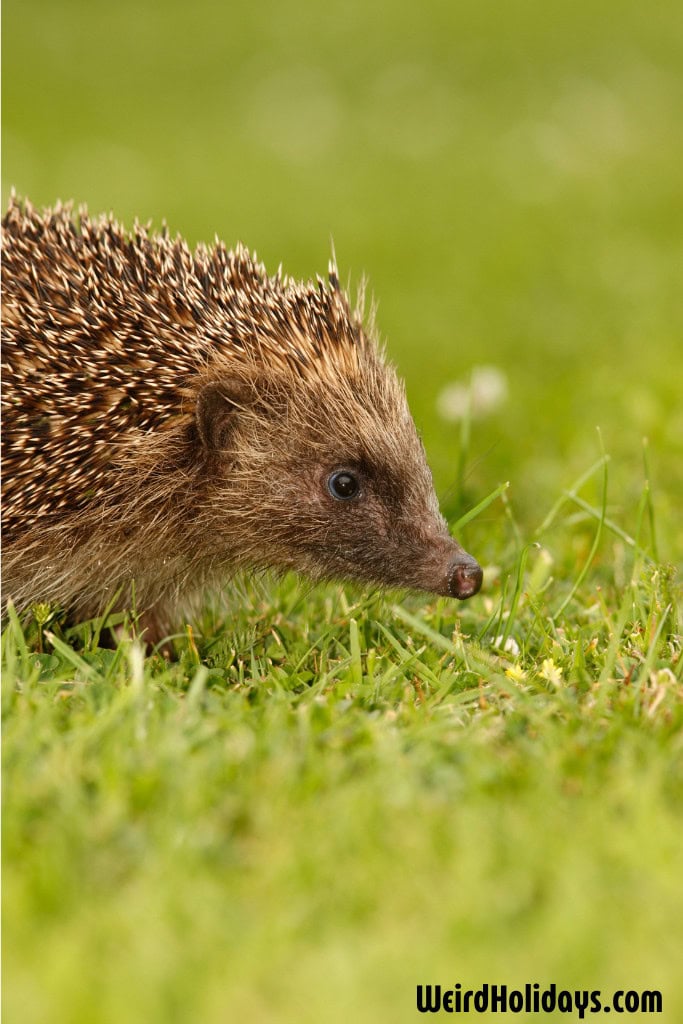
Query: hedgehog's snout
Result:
<box><xmin>445</xmin><ymin>551</ymin><xmax>483</xmax><ymax>601</ymax></box>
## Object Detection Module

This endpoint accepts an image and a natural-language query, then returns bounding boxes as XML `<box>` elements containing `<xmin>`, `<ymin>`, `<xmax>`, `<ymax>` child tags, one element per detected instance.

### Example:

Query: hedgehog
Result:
<box><xmin>1</xmin><ymin>195</ymin><xmax>482</xmax><ymax>643</ymax></box>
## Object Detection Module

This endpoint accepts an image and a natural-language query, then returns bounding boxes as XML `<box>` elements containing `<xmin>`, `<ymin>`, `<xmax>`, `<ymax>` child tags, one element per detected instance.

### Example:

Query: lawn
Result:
<box><xmin>2</xmin><ymin>0</ymin><xmax>683</xmax><ymax>1021</ymax></box>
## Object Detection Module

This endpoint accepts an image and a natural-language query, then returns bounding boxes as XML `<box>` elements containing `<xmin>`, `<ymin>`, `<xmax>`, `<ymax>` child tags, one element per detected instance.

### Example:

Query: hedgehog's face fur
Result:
<box><xmin>195</xmin><ymin>352</ymin><xmax>482</xmax><ymax>601</ymax></box>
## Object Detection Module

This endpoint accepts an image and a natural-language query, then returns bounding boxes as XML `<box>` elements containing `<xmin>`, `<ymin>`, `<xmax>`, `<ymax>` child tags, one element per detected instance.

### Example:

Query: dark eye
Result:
<box><xmin>327</xmin><ymin>470</ymin><xmax>360</xmax><ymax>501</ymax></box>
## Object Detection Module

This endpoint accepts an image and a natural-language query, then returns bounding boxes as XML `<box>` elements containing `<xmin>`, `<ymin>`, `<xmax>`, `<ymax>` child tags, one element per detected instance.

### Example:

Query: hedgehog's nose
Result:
<box><xmin>446</xmin><ymin>553</ymin><xmax>483</xmax><ymax>600</ymax></box>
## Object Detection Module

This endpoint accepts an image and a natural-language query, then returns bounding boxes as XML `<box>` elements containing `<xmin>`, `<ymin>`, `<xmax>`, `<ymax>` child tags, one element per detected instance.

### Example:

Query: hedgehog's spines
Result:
<box><xmin>1</xmin><ymin>195</ymin><xmax>373</xmax><ymax>534</ymax></box>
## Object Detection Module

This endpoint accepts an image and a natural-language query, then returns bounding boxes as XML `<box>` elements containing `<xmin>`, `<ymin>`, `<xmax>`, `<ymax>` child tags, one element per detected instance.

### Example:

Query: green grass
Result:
<box><xmin>3</xmin><ymin>0</ymin><xmax>683</xmax><ymax>1020</ymax></box>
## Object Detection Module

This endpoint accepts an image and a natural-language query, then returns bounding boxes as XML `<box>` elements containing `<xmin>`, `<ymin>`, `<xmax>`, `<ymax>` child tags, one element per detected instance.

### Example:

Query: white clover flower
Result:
<box><xmin>436</xmin><ymin>365</ymin><xmax>509</xmax><ymax>422</ymax></box>
<box><xmin>493</xmin><ymin>635</ymin><xmax>521</xmax><ymax>656</ymax></box>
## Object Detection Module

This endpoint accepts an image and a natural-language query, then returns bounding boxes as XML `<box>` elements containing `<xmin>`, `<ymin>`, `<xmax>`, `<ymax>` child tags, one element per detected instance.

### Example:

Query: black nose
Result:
<box><xmin>447</xmin><ymin>553</ymin><xmax>483</xmax><ymax>600</ymax></box>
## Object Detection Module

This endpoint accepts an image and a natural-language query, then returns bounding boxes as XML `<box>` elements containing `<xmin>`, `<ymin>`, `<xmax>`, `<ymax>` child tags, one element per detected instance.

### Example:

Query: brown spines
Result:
<box><xmin>1</xmin><ymin>195</ymin><xmax>367</xmax><ymax>537</ymax></box>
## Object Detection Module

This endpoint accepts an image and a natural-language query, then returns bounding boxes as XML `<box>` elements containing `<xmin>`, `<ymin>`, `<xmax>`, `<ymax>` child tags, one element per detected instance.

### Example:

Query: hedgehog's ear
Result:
<box><xmin>196</xmin><ymin>383</ymin><xmax>246</xmax><ymax>454</ymax></box>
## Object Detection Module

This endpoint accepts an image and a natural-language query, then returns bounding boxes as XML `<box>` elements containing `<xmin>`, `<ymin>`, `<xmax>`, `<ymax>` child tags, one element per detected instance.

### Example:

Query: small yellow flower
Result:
<box><xmin>505</xmin><ymin>664</ymin><xmax>527</xmax><ymax>682</ymax></box>
<box><xmin>540</xmin><ymin>658</ymin><xmax>563</xmax><ymax>686</ymax></box>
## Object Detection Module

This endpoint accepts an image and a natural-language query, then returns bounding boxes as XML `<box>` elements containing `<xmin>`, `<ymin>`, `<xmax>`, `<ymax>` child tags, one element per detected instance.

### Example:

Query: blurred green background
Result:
<box><xmin>3</xmin><ymin>3</ymin><xmax>683</xmax><ymax>1023</ymax></box>
<box><xmin>4</xmin><ymin>0</ymin><xmax>682</xmax><ymax>562</ymax></box>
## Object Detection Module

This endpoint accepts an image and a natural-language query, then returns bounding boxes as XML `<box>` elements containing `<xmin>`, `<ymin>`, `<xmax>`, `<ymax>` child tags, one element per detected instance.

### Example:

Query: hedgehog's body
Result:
<box><xmin>1</xmin><ymin>196</ymin><xmax>482</xmax><ymax>638</ymax></box>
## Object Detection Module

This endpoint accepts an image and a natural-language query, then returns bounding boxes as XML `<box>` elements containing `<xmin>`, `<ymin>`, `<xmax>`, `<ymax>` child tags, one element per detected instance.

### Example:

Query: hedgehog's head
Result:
<box><xmin>194</xmin><ymin>274</ymin><xmax>482</xmax><ymax>603</ymax></box>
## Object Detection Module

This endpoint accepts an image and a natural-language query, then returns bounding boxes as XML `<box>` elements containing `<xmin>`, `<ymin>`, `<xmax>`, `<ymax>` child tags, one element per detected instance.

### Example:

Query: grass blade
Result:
<box><xmin>450</xmin><ymin>480</ymin><xmax>510</xmax><ymax>533</ymax></box>
<box><xmin>553</xmin><ymin>442</ymin><xmax>609</xmax><ymax>618</ymax></box>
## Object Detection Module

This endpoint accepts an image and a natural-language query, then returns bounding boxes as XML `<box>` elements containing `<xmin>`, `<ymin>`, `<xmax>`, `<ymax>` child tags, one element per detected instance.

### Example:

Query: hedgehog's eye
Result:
<box><xmin>327</xmin><ymin>470</ymin><xmax>360</xmax><ymax>501</ymax></box>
